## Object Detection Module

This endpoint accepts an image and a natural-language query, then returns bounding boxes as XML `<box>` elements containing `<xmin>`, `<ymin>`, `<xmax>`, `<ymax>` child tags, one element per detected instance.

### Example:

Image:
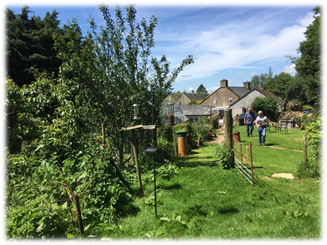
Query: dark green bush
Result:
<box><xmin>251</xmin><ymin>96</ymin><xmax>279</xmax><ymax>121</ymax></box>
<box><xmin>216</xmin><ymin>144</ymin><xmax>234</xmax><ymax>169</ymax></box>
<box><xmin>297</xmin><ymin>115</ymin><xmax>321</xmax><ymax>178</ymax></box>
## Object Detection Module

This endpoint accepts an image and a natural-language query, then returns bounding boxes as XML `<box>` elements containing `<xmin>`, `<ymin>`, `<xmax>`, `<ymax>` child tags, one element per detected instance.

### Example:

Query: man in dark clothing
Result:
<box><xmin>243</xmin><ymin>108</ymin><xmax>256</xmax><ymax>137</ymax></box>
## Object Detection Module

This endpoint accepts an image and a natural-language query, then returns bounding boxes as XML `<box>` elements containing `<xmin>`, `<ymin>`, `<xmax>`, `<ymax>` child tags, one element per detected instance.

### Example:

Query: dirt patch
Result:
<box><xmin>261</xmin><ymin>173</ymin><xmax>295</xmax><ymax>180</ymax></box>
<box><xmin>267</xmin><ymin>146</ymin><xmax>286</xmax><ymax>150</ymax></box>
<box><xmin>206</xmin><ymin>129</ymin><xmax>225</xmax><ymax>145</ymax></box>
<box><xmin>293</xmin><ymin>149</ymin><xmax>303</xmax><ymax>152</ymax></box>
<box><xmin>272</xmin><ymin>173</ymin><xmax>294</xmax><ymax>180</ymax></box>
<box><xmin>295</xmin><ymin>138</ymin><xmax>303</xmax><ymax>142</ymax></box>
<box><xmin>206</xmin><ymin>135</ymin><xmax>225</xmax><ymax>145</ymax></box>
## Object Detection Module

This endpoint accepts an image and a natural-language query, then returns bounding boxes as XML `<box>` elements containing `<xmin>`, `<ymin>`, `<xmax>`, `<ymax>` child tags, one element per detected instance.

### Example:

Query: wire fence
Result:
<box><xmin>233</xmin><ymin>140</ymin><xmax>254</xmax><ymax>187</ymax></box>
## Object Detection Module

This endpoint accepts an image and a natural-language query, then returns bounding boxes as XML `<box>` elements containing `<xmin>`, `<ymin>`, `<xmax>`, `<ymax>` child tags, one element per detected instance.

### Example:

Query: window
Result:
<box><xmin>213</xmin><ymin>98</ymin><xmax>217</xmax><ymax>105</ymax></box>
<box><xmin>242</xmin><ymin>107</ymin><xmax>246</xmax><ymax>113</ymax></box>
<box><xmin>228</xmin><ymin>98</ymin><xmax>232</xmax><ymax>104</ymax></box>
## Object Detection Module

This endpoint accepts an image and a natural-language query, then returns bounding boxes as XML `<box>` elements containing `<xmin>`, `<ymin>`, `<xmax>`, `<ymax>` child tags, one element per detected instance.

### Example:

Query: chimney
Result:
<box><xmin>177</xmin><ymin>91</ymin><xmax>180</xmax><ymax>94</ymax></box>
<box><xmin>220</xmin><ymin>79</ymin><xmax>228</xmax><ymax>88</ymax></box>
<box><xmin>243</xmin><ymin>81</ymin><xmax>251</xmax><ymax>89</ymax></box>
<box><xmin>191</xmin><ymin>90</ymin><xmax>194</xmax><ymax>95</ymax></box>
<box><xmin>260</xmin><ymin>82</ymin><xmax>264</xmax><ymax>91</ymax></box>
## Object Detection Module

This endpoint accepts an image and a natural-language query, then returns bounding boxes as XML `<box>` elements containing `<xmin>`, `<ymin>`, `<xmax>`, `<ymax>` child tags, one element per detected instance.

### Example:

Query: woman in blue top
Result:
<box><xmin>255</xmin><ymin>110</ymin><xmax>269</xmax><ymax>146</ymax></box>
<box><xmin>243</xmin><ymin>108</ymin><xmax>256</xmax><ymax>137</ymax></box>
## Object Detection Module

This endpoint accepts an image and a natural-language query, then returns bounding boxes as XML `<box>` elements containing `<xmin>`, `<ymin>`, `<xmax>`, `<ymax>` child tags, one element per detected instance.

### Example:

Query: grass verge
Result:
<box><xmin>95</xmin><ymin>126</ymin><xmax>320</xmax><ymax>240</ymax></box>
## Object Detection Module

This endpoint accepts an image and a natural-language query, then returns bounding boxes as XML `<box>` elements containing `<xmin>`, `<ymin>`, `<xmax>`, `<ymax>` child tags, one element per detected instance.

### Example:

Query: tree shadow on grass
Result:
<box><xmin>157</xmin><ymin>183</ymin><xmax>182</xmax><ymax>191</ymax></box>
<box><xmin>176</xmin><ymin>160</ymin><xmax>218</xmax><ymax>168</ymax></box>
<box><xmin>174</xmin><ymin>155</ymin><xmax>218</xmax><ymax>168</ymax></box>
<box><xmin>189</xmin><ymin>151</ymin><xmax>200</xmax><ymax>154</ymax></box>
<box><xmin>185</xmin><ymin>204</ymin><xmax>208</xmax><ymax>218</ymax></box>
<box><xmin>116</xmin><ymin>193</ymin><xmax>141</xmax><ymax>217</ymax></box>
<box><xmin>218</xmin><ymin>207</ymin><xmax>239</xmax><ymax>215</ymax></box>
<box><xmin>264</xmin><ymin>143</ymin><xmax>281</xmax><ymax>146</ymax></box>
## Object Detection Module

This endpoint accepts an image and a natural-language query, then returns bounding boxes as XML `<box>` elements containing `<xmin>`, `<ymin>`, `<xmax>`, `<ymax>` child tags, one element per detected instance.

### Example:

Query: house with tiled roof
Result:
<box><xmin>229</xmin><ymin>83</ymin><xmax>285</xmax><ymax>118</ymax></box>
<box><xmin>201</xmin><ymin>79</ymin><xmax>252</xmax><ymax>107</ymax></box>
<box><xmin>164</xmin><ymin>90</ymin><xmax>203</xmax><ymax>105</ymax></box>
<box><xmin>201</xmin><ymin>79</ymin><xmax>286</xmax><ymax>118</ymax></box>
<box><xmin>179</xmin><ymin>105</ymin><xmax>212</xmax><ymax>122</ymax></box>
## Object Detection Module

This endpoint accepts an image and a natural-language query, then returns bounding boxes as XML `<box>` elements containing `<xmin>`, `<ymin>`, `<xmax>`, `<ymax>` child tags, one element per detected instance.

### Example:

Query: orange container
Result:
<box><xmin>177</xmin><ymin>131</ymin><xmax>188</xmax><ymax>156</ymax></box>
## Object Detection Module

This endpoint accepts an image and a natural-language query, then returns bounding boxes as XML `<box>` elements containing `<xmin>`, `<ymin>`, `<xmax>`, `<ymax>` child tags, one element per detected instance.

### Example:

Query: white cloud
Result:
<box><xmin>281</xmin><ymin>64</ymin><xmax>296</xmax><ymax>74</ymax></box>
<box><xmin>188</xmin><ymin>87</ymin><xmax>195</xmax><ymax>91</ymax></box>
<box><xmin>153</xmin><ymin>7</ymin><xmax>314</xmax><ymax>86</ymax></box>
<box><xmin>207</xmin><ymin>86</ymin><xmax>219</xmax><ymax>93</ymax></box>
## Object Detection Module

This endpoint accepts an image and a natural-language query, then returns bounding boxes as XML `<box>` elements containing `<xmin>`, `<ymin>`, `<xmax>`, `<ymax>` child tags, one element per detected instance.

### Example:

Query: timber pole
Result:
<box><xmin>101</xmin><ymin>124</ymin><xmax>105</xmax><ymax>145</ymax></box>
<box><xmin>131</xmin><ymin>129</ymin><xmax>143</xmax><ymax>196</ymax></box>
<box><xmin>303</xmin><ymin>133</ymin><xmax>308</xmax><ymax>169</ymax></box>
<box><xmin>224</xmin><ymin>109</ymin><xmax>234</xmax><ymax>168</ymax></box>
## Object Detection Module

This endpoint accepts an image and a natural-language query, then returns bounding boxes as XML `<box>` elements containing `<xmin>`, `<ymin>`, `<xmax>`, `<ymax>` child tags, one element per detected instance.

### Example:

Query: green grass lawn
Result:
<box><xmin>237</xmin><ymin>125</ymin><xmax>306</xmax><ymax>177</ymax></box>
<box><xmin>96</xmin><ymin>126</ymin><xmax>320</xmax><ymax>240</ymax></box>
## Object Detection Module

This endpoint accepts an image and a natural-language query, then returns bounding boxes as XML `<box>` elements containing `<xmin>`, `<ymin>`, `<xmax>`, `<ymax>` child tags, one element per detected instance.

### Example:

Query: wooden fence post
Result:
<box><xmin>131</xmin><ymin>129</ymin><xmax>144</xmax><ymax>196</ymax></box>
<box><xmin>172</xmin><ymin>126</ymin><xmax>177</xmax><ymax>156</ymax></box>
<box><xmin>101</xmin><ymin>124</ymin><xmax>105</xmax><ymax>145</ymax></box>
<box><xmin>240</xmin><ymin>143</ymin><xmax>243</xmax><ymax>164</ymax></box>
<box><xmin>303</xmin><ymin>133</ymin><xmax>308</xmax><ymax>168</ymax></box>
<box><xmin>74</xmin><ymin>194</ymin><xmax>84</xmax><ymax>237</ymax></box>
<box><xmin>250</xmin><ymin>142</ymin><xmax>254</xmax><ymax>187</ymax></box>
<box><xmin>224</xmin><ymin>109</ymin><xmax>234</xmax><ymax>168</ymax></box>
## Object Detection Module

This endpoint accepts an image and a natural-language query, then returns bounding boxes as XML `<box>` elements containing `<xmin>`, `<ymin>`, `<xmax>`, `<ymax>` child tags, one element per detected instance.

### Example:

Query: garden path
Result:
<box><xmin>206</xmin><ymin>128</ymin><xmax>225</xmax><ymax>145</ymax></box>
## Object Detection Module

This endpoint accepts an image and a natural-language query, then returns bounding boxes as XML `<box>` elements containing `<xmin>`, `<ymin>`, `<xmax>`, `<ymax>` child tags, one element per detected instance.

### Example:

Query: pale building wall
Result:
<box><xmin>229</xmin><ymin>90</ymin><xmax>266</xmax><ymax>118</ymax></box>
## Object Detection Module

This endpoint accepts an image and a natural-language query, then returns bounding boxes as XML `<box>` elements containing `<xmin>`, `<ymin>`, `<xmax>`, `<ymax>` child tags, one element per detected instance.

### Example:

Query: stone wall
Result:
<box><xmin>201</xmin><ymin>88</ymin><xmax>238</xmax><ymax>107</ymax></box>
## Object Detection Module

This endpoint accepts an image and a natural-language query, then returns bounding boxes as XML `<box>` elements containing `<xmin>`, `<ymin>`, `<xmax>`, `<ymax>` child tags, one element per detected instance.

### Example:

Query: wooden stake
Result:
<box><xmin>303</xmin><ymin>133</ymin><xmax>308</xmax><ymax>168</ymax></box>
<box><xmin>74</xmin><ymin>194</ymin><xmax>84</xmax><ymax>236</ymax></box>
<box><xmin>131</xmin><ymin>129</ymin><xmax>143</xmax><ymax>196</ymax></box>
<box><xmin>224</xmin><ymin>109</ymin><xmax>234</xmax><ymax>168</ymax></box>
<box><xmin>101</xmin><ymin>124</ymin><xmax>105</xmax><ymax>145</ymax></box>
<box><xmin>172</xmin><ymin>126</ymin><xmax>177</xmax><ymax>156</ymax></box>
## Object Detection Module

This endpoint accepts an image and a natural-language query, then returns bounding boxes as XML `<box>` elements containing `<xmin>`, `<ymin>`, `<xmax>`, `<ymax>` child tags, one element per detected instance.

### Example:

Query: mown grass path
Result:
<box><xmin>103</xmin><ymin>127</ymin><xmax>320</xmax><ymax>239</ymax></box>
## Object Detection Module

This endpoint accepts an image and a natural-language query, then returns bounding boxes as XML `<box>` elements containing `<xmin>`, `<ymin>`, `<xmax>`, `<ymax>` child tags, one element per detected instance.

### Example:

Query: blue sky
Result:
<box><xmin>3</xmin><ymin>1</ymin><xmax>319</xmax><ymax>93</ymax></box>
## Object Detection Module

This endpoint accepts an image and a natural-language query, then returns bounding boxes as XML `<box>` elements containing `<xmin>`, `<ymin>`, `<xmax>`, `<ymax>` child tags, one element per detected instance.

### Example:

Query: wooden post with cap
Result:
<box><xmin>224</xmin><ymin>108</ymin><xmax>234</xmax><ymax>168</ymax></box>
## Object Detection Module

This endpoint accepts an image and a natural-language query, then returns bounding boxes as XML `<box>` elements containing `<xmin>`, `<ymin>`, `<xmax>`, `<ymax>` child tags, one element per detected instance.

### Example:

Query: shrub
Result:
<box><xmin>251</xmin><ymin>96</ymin><xmax>279</xmax><ymax>121</ymax></box>
<box><xmin>297</xmin><ymin>116</ymin><xmax>321</xmax><ymax>178</ymax></box>
<box><xmin>216</xmin><ymin>144</ymin><xmax>234</xmax><ymax>169</ymax></box>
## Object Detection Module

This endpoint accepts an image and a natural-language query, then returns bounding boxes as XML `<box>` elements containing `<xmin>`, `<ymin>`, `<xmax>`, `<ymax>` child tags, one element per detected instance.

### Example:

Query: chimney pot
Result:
<box><xmin>260</xmin><ymin>82</ymin><xmax>264</xmax><ymax>91</ymax></box>
<box><xmin>220</xmin><ymin>79</ymin><xmax>228</xmax><ymax>88</ymax></box>
<box><xmin>243</xmin><ymin>81</ymin><xmax>251</xmax><ymax>89</ymax></box>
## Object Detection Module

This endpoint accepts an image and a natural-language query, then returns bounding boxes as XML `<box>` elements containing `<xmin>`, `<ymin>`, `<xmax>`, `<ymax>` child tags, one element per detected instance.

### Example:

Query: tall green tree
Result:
<box><xmin>250</xmin><ymin>73</ymin><xmax>267</xmax><ymax>89</ymax></box>
<box><xmin>52</xmin><ymin>5</ymin><xmax>193</xmax><ymax>168</ymax></box>
<box><xmin>265</xmin><ymin>72</ymin><xmax>293</xmax><ymax>99</ymax></box>
<box><xmin>6</xmin><ymin>6</ymin><xmax>63</xmax><ymax>86</ymax></box>
<box><xmin>250</xmin><ymin>66</ymin><xmax>273</xmax><ymax>89</ymax></box>
<box><xmin>196</xmin><ymin>84</ymin><xmax>208</xmax><ymax>96</ymax></box>
<box><xmin>6</xmin><ymin>5</ymin><xmax>194</xmax><ymax>236</ymax></box>
<box><xmin>285</xmin><ymin>74</ymin><xmax>306</xmax><ymax>102</ymax></box>
<box><xmin>288</xmin><ymin>6</ymin><xmax>321</xmax><ymax>106</ymax></box>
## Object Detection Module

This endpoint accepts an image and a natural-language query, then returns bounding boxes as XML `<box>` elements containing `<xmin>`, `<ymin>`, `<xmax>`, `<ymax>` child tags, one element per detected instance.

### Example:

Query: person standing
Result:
<box><xmin>243</xmin><ymin>108</ymin><xmax>256</xmax><ymax>137</ymax></box>
<box><xmin>255</xmin><ymin>110</ymin><xmax>269</xmax><ymax>146</ymax></box>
